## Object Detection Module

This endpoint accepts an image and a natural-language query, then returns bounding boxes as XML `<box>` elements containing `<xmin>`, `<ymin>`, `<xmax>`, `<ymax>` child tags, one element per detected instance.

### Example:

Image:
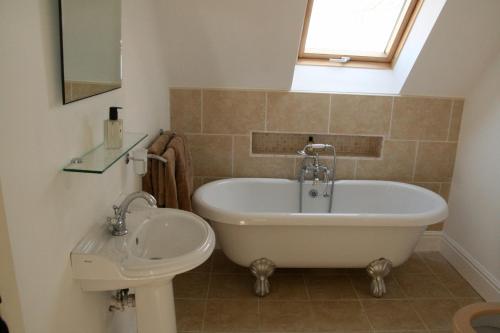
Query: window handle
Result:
<box><xmin>329</xmin><ymin>56</ymin><xmax>351</xmax><ymax>63</ymax></box>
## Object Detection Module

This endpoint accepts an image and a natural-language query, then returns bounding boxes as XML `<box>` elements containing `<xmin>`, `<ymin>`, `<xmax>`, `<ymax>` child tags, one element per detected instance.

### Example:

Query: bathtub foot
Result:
<box><xmin>249</xmin><ymin>258</ymin><xmax>276</xmax><ymax>297</ymax></box>
<box><xmin>367</xmin><ymin>258</ymin><xmax>393</xmax><ymax>298</ymax></box>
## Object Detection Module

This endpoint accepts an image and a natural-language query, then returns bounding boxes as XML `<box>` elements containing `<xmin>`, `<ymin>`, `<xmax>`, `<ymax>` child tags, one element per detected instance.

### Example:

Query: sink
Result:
<box><xmin>71</xmin><ymin>207</ymin><xmax>215</xmax><ymax>333</ymax></box>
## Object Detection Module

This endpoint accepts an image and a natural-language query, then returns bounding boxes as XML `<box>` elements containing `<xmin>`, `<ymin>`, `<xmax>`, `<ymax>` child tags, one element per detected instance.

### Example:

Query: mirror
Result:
<box><xmin>59</xmin><ymin>0</ymin><xmax>122</xmax><ymax>104</ymax></box>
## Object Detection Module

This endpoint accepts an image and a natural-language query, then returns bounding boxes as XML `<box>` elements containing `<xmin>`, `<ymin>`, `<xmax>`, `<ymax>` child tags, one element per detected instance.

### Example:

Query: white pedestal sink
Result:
<box><xmin>71</xmin><ymin>208</ymin><xmax>215</xmax><ymax>333</ymax></box>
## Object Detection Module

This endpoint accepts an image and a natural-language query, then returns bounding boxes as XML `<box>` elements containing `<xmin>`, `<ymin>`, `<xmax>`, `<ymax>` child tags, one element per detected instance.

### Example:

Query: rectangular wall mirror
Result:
<box><xmin>59</xmin><ymin>0</ymin><xmax>122</xmax><ymax>104</ymax></box>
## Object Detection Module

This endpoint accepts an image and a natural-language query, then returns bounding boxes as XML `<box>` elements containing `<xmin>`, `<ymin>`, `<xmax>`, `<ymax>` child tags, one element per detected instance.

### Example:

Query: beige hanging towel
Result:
<box><xmin>142</xmin><ymin>132</ymin><xmax>175</xmax><ymax>206</ymax></box>
<box><xmin>166</xmin><ymin>134</ymin><xmax>194</xmax><ymax>212</ymax></box>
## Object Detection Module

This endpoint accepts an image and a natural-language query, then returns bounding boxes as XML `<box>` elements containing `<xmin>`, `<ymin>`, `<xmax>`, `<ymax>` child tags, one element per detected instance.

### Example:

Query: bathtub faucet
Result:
<box><xmin>297</xmin><ymin>143</ymin><xmax>337</xmax><ymax>212</ymax></box>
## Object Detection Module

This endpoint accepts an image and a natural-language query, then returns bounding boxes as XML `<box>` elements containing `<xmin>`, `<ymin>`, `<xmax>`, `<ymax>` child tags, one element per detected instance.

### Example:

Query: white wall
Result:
<box><xmin>0</xmin><ymin>1</ymin><xmax>169</xmax><ymax>333</ymax></box>
<box><xmin>0</xmin><ymin>181</ymin><xmax>25</xmax><ymax>333</ymax></box>
<box><xmin>444</xmin><ymin>49</ymin><xmax>500</xmax><ymax>300</ymax></box>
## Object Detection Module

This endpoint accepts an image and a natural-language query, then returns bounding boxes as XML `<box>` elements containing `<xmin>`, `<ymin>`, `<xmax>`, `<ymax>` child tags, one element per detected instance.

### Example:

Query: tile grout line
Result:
<box><xmin>446</xmin><ymin>100</ymin><xmax>455</xmax><ymax>142</ymax></box>
<box><xmin>411</xmin><ymin>141</ymin><xmax>420</xmax><ymax>181</ymax></box>
<box><xmin>327</xmin><ymin>94</ymin><xmax>332</xmax><ymax>133</ymax></box>
<box><xmin>200</xmin><ymin>255</ymin><xmax>214</xmax><ymax>332</ymax></box>
<box><xmin>231</xmin><ymin>135</ymin><xmax>235</xmax><ymax>177</ymax></box>
<box><xmin>200</xmin><ymin>89</ymin><xmax>204</xmax><ymax>134</ymax></box>
<box><xmin>264</xmin><ymin>92</ymin><xmax>268</xmax><ymax>131</ymax></box>
<box><xmin>387</xmin><ymin>96</ymin><xmax>395</xmax><ymax>139</ymax></box>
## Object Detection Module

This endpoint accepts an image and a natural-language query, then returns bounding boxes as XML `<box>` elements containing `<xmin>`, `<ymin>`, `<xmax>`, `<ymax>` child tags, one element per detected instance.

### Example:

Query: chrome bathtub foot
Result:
<box><xmin>249</xmin><ymin>258</ymin><xmax>276</xmax><ymax>297</ymax></box>
<box><xmin>366</xmin><ymin>258</ymin><xmax>393</xmax><ymax>298</ymax></box>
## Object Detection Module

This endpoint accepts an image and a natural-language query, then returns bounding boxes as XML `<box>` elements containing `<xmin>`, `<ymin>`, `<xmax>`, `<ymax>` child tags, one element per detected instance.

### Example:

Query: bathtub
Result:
<box><xmin>193</xmin><ymin>178</ymin><xmax>448</xmax><ymax>269</ymax></box>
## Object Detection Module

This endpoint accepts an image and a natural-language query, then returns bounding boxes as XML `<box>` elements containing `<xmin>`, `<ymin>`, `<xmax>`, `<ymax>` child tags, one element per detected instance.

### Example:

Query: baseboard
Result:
<box><xmin>441</xmin><ymin>233</ymin><xmax>500</xmax><ymax>301</ymax></box>
<box><xmin>415</xmin><ymin>230</ymin><xmax>443</xmax><ymax>251</ymax></box>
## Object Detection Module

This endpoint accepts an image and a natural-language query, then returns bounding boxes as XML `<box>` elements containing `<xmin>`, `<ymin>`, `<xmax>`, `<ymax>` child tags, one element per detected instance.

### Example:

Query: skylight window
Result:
<box><xmin>299</xmin><ymin>0</ymin><xmax>421</xmax><ymax>66</ymax></box>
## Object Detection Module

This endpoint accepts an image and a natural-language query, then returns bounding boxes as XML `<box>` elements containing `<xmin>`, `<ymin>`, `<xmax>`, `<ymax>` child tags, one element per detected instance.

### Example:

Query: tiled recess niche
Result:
<box><xmin>170</xmin><ymin>89</ymin><xmax>464</xmax><ymax>230</ymax></box>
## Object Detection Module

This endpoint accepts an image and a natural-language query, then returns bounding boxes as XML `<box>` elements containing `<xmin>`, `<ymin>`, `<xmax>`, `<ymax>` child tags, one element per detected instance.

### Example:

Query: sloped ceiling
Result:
<box><xmin>401</xmin><ymin>0</ymin><xmax>500</xmax><ymax>97</ymax></box>
<box><xmin>164</xmin><ymin>0</ymin><xmax>307</xmax><ymax>90</ymax></box>
<box><xmin>164</xmin><ymin>0</ymin><xmax>500</xmax><ymax>97</ymax></box>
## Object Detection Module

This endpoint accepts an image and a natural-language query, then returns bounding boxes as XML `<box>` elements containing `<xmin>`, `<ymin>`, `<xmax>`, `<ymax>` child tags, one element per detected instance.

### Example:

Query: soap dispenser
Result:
<box><xmin>104</xmin><ymin>106</ymin><xmax>123</xmax><ymax>149</ymax></box>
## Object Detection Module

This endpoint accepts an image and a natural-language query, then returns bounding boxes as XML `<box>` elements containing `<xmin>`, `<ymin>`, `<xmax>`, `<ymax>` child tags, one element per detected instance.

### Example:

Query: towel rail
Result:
<box><xmin>148</xmin><ymin>154</ymin><xmax>167</xmax><ymax>164</ymax></box>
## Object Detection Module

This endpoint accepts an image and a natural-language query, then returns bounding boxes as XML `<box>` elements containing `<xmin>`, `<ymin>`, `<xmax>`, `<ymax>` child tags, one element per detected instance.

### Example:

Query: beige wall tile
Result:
<box><xmin>233</xmin><ymin>136</ymin><xmax>294</xmax><ymax>178</ymax></box>
<box><xmin>428</xmin><ymin>222</ymin><xmax>444</xmax><ymax>231</ymax></box>
<box><xmin>186</xmin><ymin>134</ymin><xmax>232</xmax><ymax>177</ymax></box>
<box><xmin>203</xmin><ymin>89</ymin><xmax>265</xmax><ymax>134</ymax></box>
<box><xmin>267</xmin><ymin>92</ymin><xmax>330</xmax><ymax>133</ymax></box>
<box><xmin>440</xmin><ymin>183</ymin><xmax>451</xmax><ymax>201</ymax></box>
<box><xmin>295</xmin><ymin>158</ymin><xmax>355</xmax><ymax>180</ymax></box>
<box><xmin>414</xmin><ymin>142</ymin><xmax>457</xmax><ymax>182</ymax></box>
<box><xmin>330</xmin><ymin>94</ymin><xmax>392</xmax><ymax>135</ymax></box>
<box><xmin>448</xmin><ymin>99</ymin><xmax>464</xmax><ymax>141</ymax></box>
<box><xmin>412</xmin><ymin>182</ymin><xmax>441</xmax><ymax>194</ymax></box>
<box><xmin>170</xmin><ymin>88</ymin><xmax>201</xmax><ymax>133</ymax></box>
<box><xmin>391</xmin><ymin>97</ymin><xmax>452</xmax><ymax>140</ymax></box>
<box><xmin>356</xmin><ymin>140</ymin><xmax>417</xmax><ymax>181</ymax></box>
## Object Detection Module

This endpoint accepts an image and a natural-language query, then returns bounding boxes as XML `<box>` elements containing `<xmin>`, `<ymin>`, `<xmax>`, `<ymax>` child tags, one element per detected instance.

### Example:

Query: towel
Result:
<box><xmin>142</xmin><ymin>133</ymin><xmax>175</xmax><ymax>206</ymax></box>
<box><xmin>166</xmin><ymin>134</ymin><xmax>194</xmax><ymax>211</ymax></box>
<box><xmin>162</xmin><ymin>147</ymin><xmax>178</xmax><ymax>209</ymax></box>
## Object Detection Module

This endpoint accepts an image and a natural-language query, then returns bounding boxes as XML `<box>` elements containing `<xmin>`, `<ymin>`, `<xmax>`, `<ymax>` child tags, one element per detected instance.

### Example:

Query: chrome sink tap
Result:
<box><xmin>108</xmin><ymin>191</ymin><xmax>157</xmax><ymax>236</ymax></box>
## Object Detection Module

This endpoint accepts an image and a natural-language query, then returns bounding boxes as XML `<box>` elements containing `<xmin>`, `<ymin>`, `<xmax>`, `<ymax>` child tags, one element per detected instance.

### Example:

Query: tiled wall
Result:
<box><xmin>170</xmin><ymin>88</ymin><xmax>464</xmax><ymax>230</ymax></box>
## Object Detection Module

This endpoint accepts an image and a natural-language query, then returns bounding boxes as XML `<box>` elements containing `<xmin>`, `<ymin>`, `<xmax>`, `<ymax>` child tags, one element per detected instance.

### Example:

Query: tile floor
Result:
<box><xmin>174</xmin><ymin>250</ymin><xmax>483</xmax><ymax>333</ymax></box>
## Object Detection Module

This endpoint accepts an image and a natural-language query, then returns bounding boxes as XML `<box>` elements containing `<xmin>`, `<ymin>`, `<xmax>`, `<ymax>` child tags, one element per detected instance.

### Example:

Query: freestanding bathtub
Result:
<box><xmin>193</xmin><ymin>178</ymin><xmax>448</xmax><ymax>297</ymax></box>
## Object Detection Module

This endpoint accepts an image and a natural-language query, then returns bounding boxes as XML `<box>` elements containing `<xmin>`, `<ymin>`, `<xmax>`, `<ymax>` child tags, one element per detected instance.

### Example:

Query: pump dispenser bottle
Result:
<box><xmin>104</xmin><ymin>106</ymin><xmax>123</xmax><ymax>149</ymax></box>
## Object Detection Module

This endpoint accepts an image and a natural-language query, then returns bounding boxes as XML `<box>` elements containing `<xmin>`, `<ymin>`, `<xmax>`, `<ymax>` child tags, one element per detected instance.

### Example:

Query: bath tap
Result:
<box><xmin>107</xmin><ymin>191</ymin><xmax>157</xmax><ymax>236</ymax></box>
<box><xmin>297</xmin><ymin>143</ymin><xmax>337</xmax><ymax>212</ymax></box>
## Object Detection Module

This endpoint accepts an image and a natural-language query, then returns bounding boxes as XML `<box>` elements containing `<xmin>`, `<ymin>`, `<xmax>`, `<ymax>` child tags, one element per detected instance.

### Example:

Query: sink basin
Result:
<box><xmin>71</xmin><ymin>207</ymin><xmax>215</xmax><ymax>291</ymax></box>
<box><xmin>71</xmin><ymin>207</ymin><xmax>215</xmax><ymax>333</ymax></box>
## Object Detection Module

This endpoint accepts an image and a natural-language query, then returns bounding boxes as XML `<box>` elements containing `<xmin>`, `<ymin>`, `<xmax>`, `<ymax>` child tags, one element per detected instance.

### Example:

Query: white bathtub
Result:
<box><xmin>193</xmin><ymin>178</ymin><xmax>448</xmax><ymax>268</ymax></box>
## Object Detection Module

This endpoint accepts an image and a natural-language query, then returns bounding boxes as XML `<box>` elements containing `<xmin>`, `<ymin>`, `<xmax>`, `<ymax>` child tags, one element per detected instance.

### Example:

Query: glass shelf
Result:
<box><xmin>63</xmin><ymin>132</ymin><xmax>148</xmax><ymax>174</ymax></box>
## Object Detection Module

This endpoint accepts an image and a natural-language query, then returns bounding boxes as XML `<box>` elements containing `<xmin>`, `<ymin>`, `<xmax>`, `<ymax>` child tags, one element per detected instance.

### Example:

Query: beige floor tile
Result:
<box><xmin>439</xmin><ymin>274</ymin><xmax>481</xmax><ymax>298</ymax></box>
<box><xmin>175</xmin><ymin>299</ymin><xmax>205</xmax><ymax>331</ymax></box>
<box><xmin>260</xmin><ymin>301</ymin><xmax>315</xmax><ymax>332</ymax></box>
<box><xmin>212</xmin><ymin>250</ymin><xmax>249</xmax><ymax>274</ymax></box>
<box><xmin>418</xmin><ymin>253</ymin><xmax>480</xmax><ymax>298</ymax></box>
<box><xmin>303</xmin><ymin>267</ymin><xmax>352</xmax><ymax>276</ymax></box>
<box><xmin>209</xmin><ymin>274</ymin><xmax>255</xmax><ymax>299</ymax></box>
<box><xmin>351</xmin><ymin>275</ymin><xmax>405</xmax><ymax>299</ymax></box>
<box><xmin>305</xmin><ymin>275</ymin><xmax>357</xmax><ymax>300</ymax></box>
<box><xmin>362</xmin><ymin>299</ymin><xmax>426</xmax><ymax>330</ymax></box>
<box><xmin>396</xmin><ymin>274</ymin><xmax>452</xmax><ymax>298</ymax></box>
<box><xmin>456</xmin><ymin>298</ymin><xmax>485</xmax><ymax>306</ymax></box>
<box><xmin>174</xmin><ymin>273</ymin><xmax>209</xmax><ymax>299</ymax></box>
<box><xmin>394</xmin><ymin>253</ymin><xmax>433</xmax><ymax>277</ymax></box>
<box><xmin>311</xmin><ymin>300</ymin><xmax>371</xmax><ymax>331</ymax></box>
<box><xmin>418</xmin><ymin>252</ymin><xmax>457</xmax><ymax>277</ymax></box>
<box><xmin>204</xmin><ymin>300</ymin><xmax>259</xmax><ymax>332</ymax></box>
<box><xmin>263</xmin><ymin>275</ymin><xmax>308</xmax><ymax>300</ymax></box>
<box><xmin>188</xmin><ymin>256</ymin><xmax>213</xmax><ymax>273</ymax></box>
<box><xmin>412</xmin><ymin>299</ymin><xmax>461</xmax><ymax>330</ymax></box>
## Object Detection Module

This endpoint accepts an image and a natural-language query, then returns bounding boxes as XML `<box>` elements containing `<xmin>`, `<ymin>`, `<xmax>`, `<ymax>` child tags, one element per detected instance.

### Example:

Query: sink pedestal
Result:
<box><xmin>136</xmin><ymin>280</ymin><xmax>176</xmax><ymax>333</ymax></box>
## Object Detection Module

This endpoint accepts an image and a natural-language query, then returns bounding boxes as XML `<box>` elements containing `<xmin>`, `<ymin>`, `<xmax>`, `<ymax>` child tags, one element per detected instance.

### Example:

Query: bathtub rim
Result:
<box><xmin>192</xmin><ymin>178</ymin><xmax>448</xmax><ymax>227</ymax></box>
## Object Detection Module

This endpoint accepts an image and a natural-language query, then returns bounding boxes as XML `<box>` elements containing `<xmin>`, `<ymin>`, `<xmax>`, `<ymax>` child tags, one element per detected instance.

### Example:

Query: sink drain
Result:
<box><xmin>149</xmin><ymin>257</ymin><xmax>163</xmax><ymax>260</ymax></box>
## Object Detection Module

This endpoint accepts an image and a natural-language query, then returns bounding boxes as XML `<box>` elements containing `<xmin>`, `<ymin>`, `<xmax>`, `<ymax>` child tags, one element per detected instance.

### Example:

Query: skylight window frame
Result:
<box><xmin>298</xmin><ymin>0</ymin><xmax>422</xmax><ymax>67</ymax></box>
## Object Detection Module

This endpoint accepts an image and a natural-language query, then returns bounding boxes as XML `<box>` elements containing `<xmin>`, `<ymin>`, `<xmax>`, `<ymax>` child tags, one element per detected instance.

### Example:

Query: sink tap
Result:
<box><xmin>108</xmin><ymin>191</ymin><xmax>157</xmax><ymax>236</ymax></box>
